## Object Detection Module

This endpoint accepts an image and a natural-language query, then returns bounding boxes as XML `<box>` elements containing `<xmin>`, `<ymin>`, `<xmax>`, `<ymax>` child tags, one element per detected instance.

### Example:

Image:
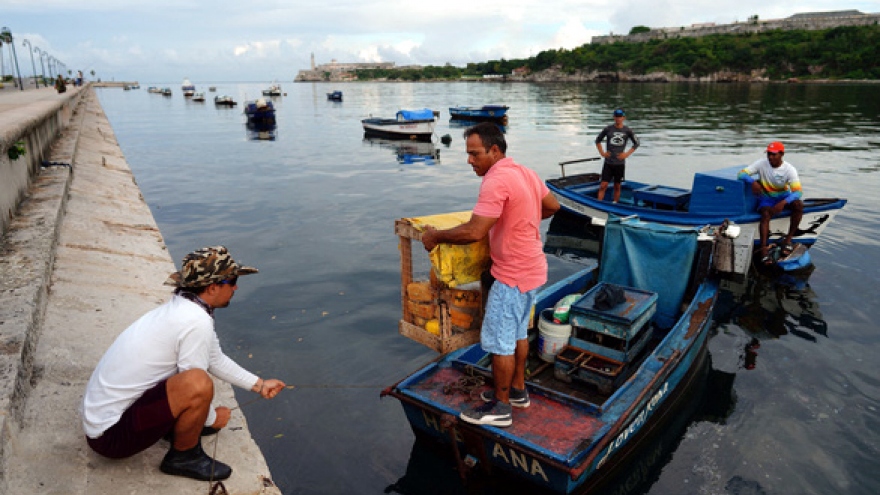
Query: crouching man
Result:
<box><xmin>81</xmin><ymin>246</ymin><xmax>286</xmax><ymax>481</ymax></box>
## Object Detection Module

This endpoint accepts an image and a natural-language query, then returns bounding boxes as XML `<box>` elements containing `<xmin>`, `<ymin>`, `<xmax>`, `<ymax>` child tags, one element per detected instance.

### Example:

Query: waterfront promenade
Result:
<box><xmin>0</xmin><ymin>84</ymin><xmax>281</xmax><ymax>494</ymax></box>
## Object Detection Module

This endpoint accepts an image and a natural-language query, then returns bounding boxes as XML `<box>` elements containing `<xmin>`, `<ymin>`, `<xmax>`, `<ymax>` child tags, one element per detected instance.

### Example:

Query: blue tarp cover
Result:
<box><xmin>598</xmin><ymin>217</ymin><xmax>698</xmax><ymax>329</ymax></box>
<box><xmin>397</xmin><ymin>108</ymin><xmax>435</xmax><ymax>121</ymax></box>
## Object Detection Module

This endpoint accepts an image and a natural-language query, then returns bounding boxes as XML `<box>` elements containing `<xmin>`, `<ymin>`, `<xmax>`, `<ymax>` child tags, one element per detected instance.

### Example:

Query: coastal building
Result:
<box><xmin>295</xmin><ymin>54</ymin><xmax>396</xmax><ymax>82</ymax></box>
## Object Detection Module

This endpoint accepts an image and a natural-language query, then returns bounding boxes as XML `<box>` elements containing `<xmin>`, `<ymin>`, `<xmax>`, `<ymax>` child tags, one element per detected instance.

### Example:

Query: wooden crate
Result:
<box><xmin>396</xmin><ymin>218</ymin><xmax>484</xmax><ymax>353</ymax></box>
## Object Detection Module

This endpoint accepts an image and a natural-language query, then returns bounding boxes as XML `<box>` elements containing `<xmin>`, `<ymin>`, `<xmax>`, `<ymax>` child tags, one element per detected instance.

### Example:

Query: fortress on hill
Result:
<box><xmin>294</xmin><ymin>10</ymin><xmax>879</xmax><ymax>81</ymax></box>
<box><xmin>592</xmin><ymin>9</ymin><xmax>880</xmax><ymax>44</ymax></box>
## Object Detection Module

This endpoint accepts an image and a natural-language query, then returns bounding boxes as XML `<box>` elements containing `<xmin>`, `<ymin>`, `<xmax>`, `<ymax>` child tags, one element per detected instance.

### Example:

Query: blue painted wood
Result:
<box><xmin>387</xmin><ymin>237</ymin><xmax>720</xmax><ymax>493</ymax></box>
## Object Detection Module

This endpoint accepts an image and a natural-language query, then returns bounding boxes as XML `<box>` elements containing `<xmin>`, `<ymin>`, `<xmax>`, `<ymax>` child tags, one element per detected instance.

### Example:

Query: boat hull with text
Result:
<box><xmin>384</xmin><ymin>217</ymin><xmax>721</xmax><ymax>494</ymax></box>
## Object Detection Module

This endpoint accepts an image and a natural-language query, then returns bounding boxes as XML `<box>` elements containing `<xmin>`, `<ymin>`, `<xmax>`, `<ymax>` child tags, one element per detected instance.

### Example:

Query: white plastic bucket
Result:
<box><xmin>537</xmin><ymin>309</ymin><xmax>572</xmax><ymax>362</ymax></box>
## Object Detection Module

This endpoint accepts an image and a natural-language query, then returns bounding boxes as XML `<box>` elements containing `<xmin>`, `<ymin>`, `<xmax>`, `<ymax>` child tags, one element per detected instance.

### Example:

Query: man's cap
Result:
<box><xmin>613</xmin><ymin>109</ymin><xmax>625</xmax><ymax>117</ymax></box>
<box><xmin>766</xmin><ymin>141</ymin><xmax>785</xmax><ymax>153</ymax></box>
<box><xmin>164</xmin><ymin>246</ymin><xmax>258</xmax><ymax>288</ymax></box>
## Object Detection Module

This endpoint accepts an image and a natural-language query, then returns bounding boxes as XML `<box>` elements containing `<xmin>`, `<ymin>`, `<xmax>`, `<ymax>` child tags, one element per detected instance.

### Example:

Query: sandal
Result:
<box><xmin>760</xmin><ymin>254</ymin><xmax>774</xmax><ymax>266</ymax></box>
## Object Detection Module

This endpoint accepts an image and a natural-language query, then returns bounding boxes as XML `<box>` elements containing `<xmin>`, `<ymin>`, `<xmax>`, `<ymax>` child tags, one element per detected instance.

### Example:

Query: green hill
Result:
<box><xmin>354</xmin><ymin>25</ymin><xmax>880</xmax><ymax>82</ymax></box>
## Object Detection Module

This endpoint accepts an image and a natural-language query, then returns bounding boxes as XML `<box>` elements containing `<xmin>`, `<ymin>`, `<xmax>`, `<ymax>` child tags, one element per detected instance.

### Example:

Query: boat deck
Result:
<box><xmin>401</xmin><ymin>362</ymin><xmax>608</xmax><ymax>459</ymax></box>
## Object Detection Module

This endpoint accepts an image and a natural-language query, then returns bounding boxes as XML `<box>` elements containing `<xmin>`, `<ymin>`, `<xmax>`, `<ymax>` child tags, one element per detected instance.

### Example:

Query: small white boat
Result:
<box><xmin>192</xmin><ymin>92</ymin><xmax>206</xmax><ymax>102</ymax></box>
<box><xmin>181</xmin><ymin>78</ymin><xmax>195</xmax><ymax>97</ymax></box>
<box><xmin>147</xmin><ymin>86</ymin><xmax>161</xmax><ymax>94</ymax></box>
<box><xmin>209</xmin><ymin>86</ymin><xmax>217</xmax><ymax>92</ymax></box>
<box><xmin>262</xmin><ymin>83</ymin><xmax>282</xmax><ymax>96</ymax></box>
<box><xmin>361</xmin><ymin>109</ymin><xmax>437</xmax><ymax>142</ymax></box>
<box><xmin>214</xmin><ymin>95</ymin><xmax>237</xmax><ymax>106</ymax></box>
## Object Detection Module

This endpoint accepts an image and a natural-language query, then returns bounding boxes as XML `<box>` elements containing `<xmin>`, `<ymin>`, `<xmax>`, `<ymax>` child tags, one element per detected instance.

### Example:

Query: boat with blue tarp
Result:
<box><xmin>547</xmin><ymin>161</ymin><xmax>846</xmax><ymax>249</ymax></box>
<box><xmin>244</xmin><ymin>98</ymin><xmax>276</xmax><ymax>125</ymax></box>
<box><xmin>449</xmin><ymin>104</ymin><xmax>509</xmax><ymax>121</ymax></box>
<box><xmin>362</xmin><ymin>108</ymin><xmax>437</xmax><ymax>141</ymax></box>
<box><xmin>384</xmin><ymin>215</ymin><xmax>729</xmax><ymax>494</ymax></box>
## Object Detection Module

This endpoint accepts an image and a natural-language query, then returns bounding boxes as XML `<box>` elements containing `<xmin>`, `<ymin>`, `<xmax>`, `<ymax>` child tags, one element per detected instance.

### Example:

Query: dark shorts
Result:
<box><xmin>757</xmin><ymin>196</ymin><xmax>801</xmax><ymax>211</ymax></box>
<box><xmin>86</xmin><ymin>380</ymin><xmax>174</xmax><ymax>459</ymax></box>
<box><xmin>601</xmin><ymin>162</ymin><xmax>625</xmax><ymax>183</ymax></box>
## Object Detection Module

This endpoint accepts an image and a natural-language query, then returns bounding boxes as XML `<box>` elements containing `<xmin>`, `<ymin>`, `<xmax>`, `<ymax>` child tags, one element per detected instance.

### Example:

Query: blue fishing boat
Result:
<box><xmin>327</xmin><ymin>90</ymin><xmax>343</xmax><ymax>101</ymax></box>
<box><xmin>384</xmin><ymin>217</ymin><xmax>724</xmax><ymax>494</ymax></box>
<box><xmin>448</xmin><ymin>104</ymin><xmax>509</xmax><ymax>121</ymax></box>
<box><xmin>547</xmin><ymin>161</ymin><xmax>846</xmax><ymax>249</ymax></box>
<box><xmin>244</xmin><ymin>98</ymin><xmax>276</xmax><ymax>125</ymax></box>
<box><xmin>361</xmin><ymin>108</ymin><xmax>437</xmax><ymax>142</ymax></box>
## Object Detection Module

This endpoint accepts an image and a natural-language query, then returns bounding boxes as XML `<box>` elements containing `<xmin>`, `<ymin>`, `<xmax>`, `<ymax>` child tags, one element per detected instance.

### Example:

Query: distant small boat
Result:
<box><xmin>161</xmin><ymin>88</ymin><xmax>172</xmax><ymax>96</ymax></box>
<box><xmin>361</xmin><ymin>108</ymin><xmax>436</xmax><ymax>142</ymax></box>
<box><xmin>214</xmin><ymin>95</ymin><xmax>237</xmax><ymax>106</ymax></box>
<box><xmin>262</xmin><ymin>83</ymin><xmax>282</xmax><ymax>96</ymax></box>
<box><xmin>192</xmin><ymin>92</ymin><xmax>206</xmax><ymax>102</ymax></box>
<box><xmin>244</xmin><ymin>98</ymin><xmax>276</xmax><ymax>125</ymax></box>
<box><xmin>181</xmin><ymin>78</ymin><xmax>195</xmax><ymax>97</ymax></box>
<box><xmin>449</xmin><ymin>104</ymin><xmax>509</xmax><ymax>121</ymax></box>
<box><xmin>130</xmin><ymin>84</ymin><xmax>140</xmax><ymax>89</ymax></box>
<box><xmin>123</xmin><ymin>85</ymin><xmax>131</xmax><ymax>91</ymax></box>
<box><xmin>147</xmin><ymin>86</ymin><xmax>161</xmax><ymax>94</ymax></box>
<box><xmin>208</xmin><ymin>86</ymin><xmax>217</xmax><ymax>92</ymax></box>
<box><xmin>327</xmin><ymin>90</ymin><xmax>343</xmax><ymax>101</ymax></box>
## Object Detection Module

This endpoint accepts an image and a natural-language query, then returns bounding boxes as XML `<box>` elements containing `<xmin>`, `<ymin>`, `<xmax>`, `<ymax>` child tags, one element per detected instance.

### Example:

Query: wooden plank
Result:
<box><xmin>399</xmin><ymin>319</ymin><xmax>480</xmax><ymax>353</ymax></box>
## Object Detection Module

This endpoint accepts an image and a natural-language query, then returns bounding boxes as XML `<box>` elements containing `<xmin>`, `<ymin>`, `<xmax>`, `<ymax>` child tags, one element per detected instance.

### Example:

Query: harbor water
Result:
<box><xmin>95</xmin><ymin>81</ymin><xmax>879</xmax><ymax>495</ymax></box>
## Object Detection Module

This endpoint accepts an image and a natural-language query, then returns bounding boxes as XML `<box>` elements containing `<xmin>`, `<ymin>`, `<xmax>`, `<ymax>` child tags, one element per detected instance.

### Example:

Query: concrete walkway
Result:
<box><xmin>0</xmin><ymin>86</ymin><xmax>281</xmax><ymax>494</ymax></box>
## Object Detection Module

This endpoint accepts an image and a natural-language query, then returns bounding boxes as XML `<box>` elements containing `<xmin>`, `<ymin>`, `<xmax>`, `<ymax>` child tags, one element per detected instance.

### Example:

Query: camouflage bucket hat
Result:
<box><xmin>164</xmin><ymin>246</ymin><xmax>258</xmax><ymax>288</ymax></box>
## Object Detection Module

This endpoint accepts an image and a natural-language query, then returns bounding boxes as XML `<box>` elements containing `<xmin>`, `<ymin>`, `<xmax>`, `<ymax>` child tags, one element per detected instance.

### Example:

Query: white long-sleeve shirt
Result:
<box><xmin>82</xmin><ymin>295</ymin><xmax>258</xmax><ymax>438</ymax></box>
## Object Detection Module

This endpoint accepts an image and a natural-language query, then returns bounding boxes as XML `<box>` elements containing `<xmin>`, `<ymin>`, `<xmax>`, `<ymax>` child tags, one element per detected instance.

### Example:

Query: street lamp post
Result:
<box><xmin>1</xmin><ymin>27</ymin><xmax>25</xmax><ymax>91</ymax></box>
<box><xmin>47</xmin><ymin>56</ymin><xmax>55</xmax><ymax>79</ymax></box>
<box><xmin>35</xmin><ymin>47</ymin><xmax>47</xmax><ymax>86</ymax></box>
<box><xmin>22</xmin><ymin>39</ymin><xmax>40</xmax><ymax>88</ymax></box>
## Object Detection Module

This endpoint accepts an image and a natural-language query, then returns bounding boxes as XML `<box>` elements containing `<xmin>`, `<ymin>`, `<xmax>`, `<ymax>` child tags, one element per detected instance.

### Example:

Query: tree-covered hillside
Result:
<box><xmin>354</xmin><ymin>25</ymin><xmax>880</xmax><ymax>81</ymax></box>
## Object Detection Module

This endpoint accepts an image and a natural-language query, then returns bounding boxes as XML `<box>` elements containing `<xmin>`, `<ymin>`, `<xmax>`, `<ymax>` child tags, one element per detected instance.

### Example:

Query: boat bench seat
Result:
<box><xmin>633</xmin><ymin>185</ymin><xmax>690</xmax><ymax>210</ymax></box>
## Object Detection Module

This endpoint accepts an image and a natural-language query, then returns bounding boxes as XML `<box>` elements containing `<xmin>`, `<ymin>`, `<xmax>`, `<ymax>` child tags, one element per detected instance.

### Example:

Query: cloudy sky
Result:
<box><xmin>3</xmin><ymin>1</ymin><xmax>878</xmax><ymax>83</ymax></box>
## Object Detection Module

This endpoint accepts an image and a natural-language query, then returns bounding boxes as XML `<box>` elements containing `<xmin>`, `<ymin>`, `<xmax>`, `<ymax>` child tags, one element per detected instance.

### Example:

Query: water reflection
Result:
<box><xmin>716</xmin><ymin>267</ymin><xmax>826</xmax><ymax>342</ymax></box>
<box><xmin>363</xmin><ymin>137</ymin><xmax>440</xmax><ymax>165</ymax></box>
<box><xmin>245</xmin><ymin>121</ymin><xmax>277</xmax><ymax>141</ymax></box>
<box><xmin>449</xmin><ymin>118</ymin><xmax>506</xmax><ymax>133</ymax></box>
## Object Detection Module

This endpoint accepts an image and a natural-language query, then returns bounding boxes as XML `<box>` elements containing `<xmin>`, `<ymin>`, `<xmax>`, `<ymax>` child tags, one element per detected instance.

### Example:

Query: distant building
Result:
<box><xmin>592</xmin><ymin>10</ymin><xmax>880</xmax><ymax>45</ymax></box>
<box><xmin>295</xmin><ymin>55</ymin><xmax>397</xmax><ymax>81</ymax></box>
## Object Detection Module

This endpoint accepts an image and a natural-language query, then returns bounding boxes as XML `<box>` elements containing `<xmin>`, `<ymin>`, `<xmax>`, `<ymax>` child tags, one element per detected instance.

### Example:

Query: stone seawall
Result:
<box><xmin>0</xmin><ymin>87</ymin><xmax>280</xmax><ymax>494</ymax></box>
<box><xmin>0</xmin><ymin>86</ymin><xmax>85</xmax><ymax>235</ymax></box>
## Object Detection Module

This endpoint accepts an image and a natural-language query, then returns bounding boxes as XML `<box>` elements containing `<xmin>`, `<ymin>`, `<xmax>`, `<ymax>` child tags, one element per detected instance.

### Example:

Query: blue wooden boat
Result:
<box><xmin>448</xmin><ymin>104</ymin><xmax>509</xmax><ymax>121</ymax></box>
<box><xmin>362</xmin><ymin>108</ymin><xmax>437</xmax><ymax>142</ymax></box>
<box><xmin>244</xmin><ymin>98</ymin><xmax>276</xmax><ymax>125</ymax></box>
<box><xmin>327</xmin><ymin>90</ymin><xmax>343</xmax><ymax>101</ymax></box>
<box><xmin>547</xmin><ymin>160</ymin><xmax>847</xmax><ymax>248</ymax></box>
<box><xmin>383</xmin><ymin>217</ymin><xmax>722</xmax><ymax>494</ymax></box>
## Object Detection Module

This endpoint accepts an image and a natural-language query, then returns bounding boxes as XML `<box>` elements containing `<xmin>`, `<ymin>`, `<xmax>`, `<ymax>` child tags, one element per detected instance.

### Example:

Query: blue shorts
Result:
<box><xmin>481</xmin><ymin>281</ymin><xmax>537</xmax><ymax>355</ymax></box>
<box><xmin>757</xmin><ymin>195</ymin><xmax>786</xmax><ymax>210</ymax></box>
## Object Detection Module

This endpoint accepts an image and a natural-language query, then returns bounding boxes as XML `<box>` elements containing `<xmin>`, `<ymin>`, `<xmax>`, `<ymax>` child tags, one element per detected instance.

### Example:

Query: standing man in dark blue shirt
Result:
<box><xmin>595</xmin><ymin>109</ymin><xmax>640</xmax><ymax>202</ymax></box>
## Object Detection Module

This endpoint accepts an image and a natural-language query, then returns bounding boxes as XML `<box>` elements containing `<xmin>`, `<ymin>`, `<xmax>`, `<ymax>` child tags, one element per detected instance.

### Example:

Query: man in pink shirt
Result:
<box><xmin>422</xmin><ymin>122</ymin><xmax>560</xmax><ymax>427</ymax></box>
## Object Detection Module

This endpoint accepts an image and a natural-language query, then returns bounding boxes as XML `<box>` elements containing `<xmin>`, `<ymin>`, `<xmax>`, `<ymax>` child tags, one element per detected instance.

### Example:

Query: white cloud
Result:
<box><xmin>3</xmin><ymin>0</ymin><xmax>875</xmax><ymax>81</ymax></box>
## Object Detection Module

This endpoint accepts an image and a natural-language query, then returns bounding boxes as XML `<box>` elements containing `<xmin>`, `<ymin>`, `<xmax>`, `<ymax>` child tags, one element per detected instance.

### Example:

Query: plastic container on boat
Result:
<box><xmin>537</xmin><ymin>309</ymin><xmax>572</xmax><ymax>362</ymax></box>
